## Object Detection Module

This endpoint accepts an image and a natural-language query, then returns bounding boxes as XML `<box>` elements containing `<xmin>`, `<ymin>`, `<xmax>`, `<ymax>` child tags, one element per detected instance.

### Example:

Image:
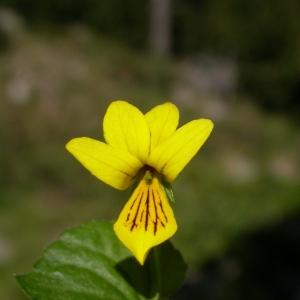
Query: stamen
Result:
<box><xmin>143</xmin><ymin>171</ymin><xmax>152</xmax><ymax>180</ymax></box>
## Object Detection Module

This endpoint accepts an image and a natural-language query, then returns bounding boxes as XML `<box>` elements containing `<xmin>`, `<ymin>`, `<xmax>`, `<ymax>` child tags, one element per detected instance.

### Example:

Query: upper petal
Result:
<box><xmin>66</xmin><ymin>137</ymin><xmax>143</xmax><ymax>190</ymax></box>
<box><xmin>145</xmin><ymin>102</ymin><xmax>179</xmax><ymax>152</ymax></box>
<box><xmin>147</xmin><ymin>119</ymin><xmax>214</xmax><ymax>182</ymax></box>
<box><xmin>103</xmin><ymin>101</ymin><xmax>150</xmax><ymax>163</ymax></box>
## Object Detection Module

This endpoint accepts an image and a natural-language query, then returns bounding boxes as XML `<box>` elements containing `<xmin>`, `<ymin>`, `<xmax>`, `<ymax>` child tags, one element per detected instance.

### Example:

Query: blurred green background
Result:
<box><xmin>0</xmin><ymin>1</ymin><xmax>300</xmax><ymax>299</ymax></box>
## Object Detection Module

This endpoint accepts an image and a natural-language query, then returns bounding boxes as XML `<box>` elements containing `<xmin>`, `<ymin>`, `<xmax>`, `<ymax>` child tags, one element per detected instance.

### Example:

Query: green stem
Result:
<box><xmin>154</xmin><ymin>246</ymin><xmax>162</xmax><ymax>292</ymax></box>
<box><xmin>151</xmin><ymin>246</ymin><xmax>163</xmax><ymax>300</ymax></box>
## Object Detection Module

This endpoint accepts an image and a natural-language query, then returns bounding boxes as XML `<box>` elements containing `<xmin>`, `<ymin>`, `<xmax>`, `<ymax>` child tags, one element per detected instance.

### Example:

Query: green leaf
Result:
<box><xmin>16</xmin><ymin>221</ymin><xmax>187</xmax><ymax>300</ymax></box>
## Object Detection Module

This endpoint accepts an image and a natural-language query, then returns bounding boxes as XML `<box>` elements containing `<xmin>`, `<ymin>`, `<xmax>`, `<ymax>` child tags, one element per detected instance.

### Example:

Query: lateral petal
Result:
<box><xmin>103</xmin><ymin>101</ymin><xmax>150</xmax><ymax>163</ymax></box>
<box><xmin>66</xmin><ymin>137</ymin><xmax>143</xmax><ymax>190</ymax></box>
<box><xmin>148</xmin><ymin>119</ymin><xmax>214</xmax><ymax>182</ymax></box>
<box><xmin>145</xmin><ymin>102</ymin><xmax>179</xmax><ymax>151</ymax></box>
<box><xmin>114</xmin><ymin>174</ymin><xmax>177</xmax><ymax>265</ymax></box>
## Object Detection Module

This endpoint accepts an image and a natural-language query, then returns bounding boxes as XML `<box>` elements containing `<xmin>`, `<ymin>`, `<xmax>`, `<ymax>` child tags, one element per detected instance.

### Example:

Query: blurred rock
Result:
<box><xmin>0</xmin><ymin>7</ymin><xmax>23</xmax><ymax>34</ymax></box>
<box><xmin>171</xmin><ymin>84</ymin><xmax>229</xmax><ymax>122</ymax></box>
<box><xmin>173</xmin><ymin>53</ymin><xmax>236</xmax><ymax>122</ymax></box>
<box><xmin>221</xmin><ymin>152</ymin><xmax>259</xmax><ymax>183</ymax></box>
<box><xmin>268</xmin><ymin>154</ymin><xmax>299</xmax><ymax>181</ymax></box>
<box><xmin>6</xmin><ymin>76</ymin><xmax>32</xmax><ymax>104</ymax></box>
<box><xmin>181</xmin><ymin>53</ymin><xmax>237</xmax><ymax>97</ymax></box>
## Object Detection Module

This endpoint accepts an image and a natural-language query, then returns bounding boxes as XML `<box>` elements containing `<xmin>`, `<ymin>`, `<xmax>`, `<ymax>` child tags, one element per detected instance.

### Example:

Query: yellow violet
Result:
<box><xmin>66</xmin><ymin>101</ymin><xmax>213</xmax><ymax>265</ymax></box>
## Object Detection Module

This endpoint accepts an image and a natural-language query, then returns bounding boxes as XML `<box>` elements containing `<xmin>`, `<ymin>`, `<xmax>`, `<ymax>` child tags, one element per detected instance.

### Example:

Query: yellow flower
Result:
<box><xmin>66</xmin><ymin>101</ymin><xmax>213</xmax><ymax>265</ymax></box>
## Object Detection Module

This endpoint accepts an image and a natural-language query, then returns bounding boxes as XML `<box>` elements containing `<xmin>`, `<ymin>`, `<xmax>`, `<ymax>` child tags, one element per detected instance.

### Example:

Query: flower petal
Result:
<box><xmin>147</xmin><ymin>119</ymin><xmax>214</xmax><ymax>182</ymax></box>
<box><xmin>103</xmin><ymin>101</ymin><xmax>150</xmax><ymax>163</ymax></box>
<box><xmin>114</xmin><ymin>174</ymin><xmax>177</xmax><ymax>265</ymax></box>
<box><xmin>145</xmin><ymin>102</ymin><xmax>179</xmax><ymax>151</ymax></box>
<box><xmin>66</xmin><ymin>137</ymin><xmax>143</xmax><ymax>190</ymax></box>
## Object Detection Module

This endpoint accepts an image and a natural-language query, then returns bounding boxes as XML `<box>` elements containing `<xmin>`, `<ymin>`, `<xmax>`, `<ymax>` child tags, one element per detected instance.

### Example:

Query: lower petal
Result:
<box><xmin>113</xmin><ymin>173</ymin><xmax>177</xmax><ymax>265</ymax></box>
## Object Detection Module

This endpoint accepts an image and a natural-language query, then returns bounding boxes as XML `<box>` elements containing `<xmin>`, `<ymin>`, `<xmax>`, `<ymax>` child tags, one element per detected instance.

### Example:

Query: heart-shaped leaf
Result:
<box><xmin>17</xmin><ymin>221</ymin><xmax>186</xmax><ymax>300</ymax></box>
